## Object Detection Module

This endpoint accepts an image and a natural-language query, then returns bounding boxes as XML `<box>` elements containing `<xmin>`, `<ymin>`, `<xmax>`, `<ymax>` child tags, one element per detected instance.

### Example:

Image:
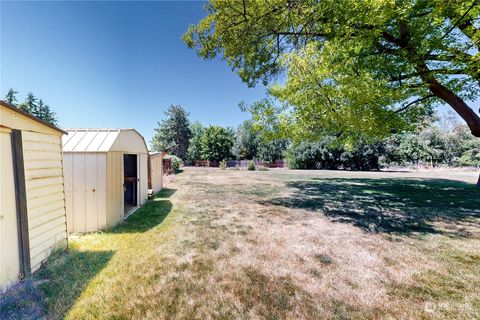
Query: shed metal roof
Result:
<box><xmin>62</xmin><ymin>129</ymin><xmax>121</xmax><ymax>152</ymax></box>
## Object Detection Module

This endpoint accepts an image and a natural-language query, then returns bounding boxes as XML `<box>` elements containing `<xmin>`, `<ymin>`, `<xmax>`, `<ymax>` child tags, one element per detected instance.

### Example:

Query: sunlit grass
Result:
<box><xmin>2</xmin><ymin>168</ymin><xmax>479</xmax><ymax>319</ymax></box>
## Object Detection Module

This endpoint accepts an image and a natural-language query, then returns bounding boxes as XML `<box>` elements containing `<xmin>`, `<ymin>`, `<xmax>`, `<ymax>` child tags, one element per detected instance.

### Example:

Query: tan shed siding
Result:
<box><xmin>96</xmin><ymin>155</ymin><xmax>107</xmax><ymax>229</ymax></box>
<box><xmin>22</xmin><ymin>131</ymin><xmax>67</xmax><ymax>272</ymax></box>
<box><xmin>0</xmin><ymin>129</ymin><xmax>21</xmax><ymax>288</ymax></box>
<box><xmin>139</xmin><ymin>153</ymin><xmax>148</xmax><ymax>205</ymax></box>
<box><xmin>150</xmin><ymin>154</ymin><xmax>163</xmax><ymax>193</ymax></box>
<box><xmin>85</xmin><ymin>154</ymin><xmax>98</xmax><ymax>231</ymax></box>
<box><xmin>63</xmin><ymin>152</ymin><xmax>107</xmax><ymax>233</ymax></box>
<box><xmin>106</xmin><ymin>152</ymin><xmax>123</xmax><ymax>227</ymax></box>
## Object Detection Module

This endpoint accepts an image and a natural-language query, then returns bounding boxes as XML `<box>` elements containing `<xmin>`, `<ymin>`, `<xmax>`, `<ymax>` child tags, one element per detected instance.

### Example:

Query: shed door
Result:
<box><xmin>123</xmin><ymin>154</ymin><xmax>138</xmax><ymax>215</ymax></box>
<box><xmin>0</xmin><ymin>129</ymin><xmax>20</xmax><ymax>287</ymax></box>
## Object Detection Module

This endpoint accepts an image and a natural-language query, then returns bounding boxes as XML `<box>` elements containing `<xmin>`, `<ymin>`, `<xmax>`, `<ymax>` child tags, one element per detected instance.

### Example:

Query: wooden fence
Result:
<box><xmin>194</xmin><ymin>160</ymin><xmax>220</xmax><ymax>167</ymax></box>
<box><xmin>194</xmin><ymin>159</ymin><xmax>286</xmax><ymax>168</ymax></box>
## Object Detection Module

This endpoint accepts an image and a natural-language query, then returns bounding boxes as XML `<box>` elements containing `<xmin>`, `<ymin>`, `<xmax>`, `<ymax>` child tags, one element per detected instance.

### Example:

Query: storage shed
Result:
<box><xmin>62</xmin><ymin>128</ymin><xmax>148</xmax><ymax>233</ymax></box>
<box><xmin>148</xmin><ymin>152</ymin><xmax>163</xmax><ymax>194</ymax></box>
<box><xmin>0</xmin><ymin>101</ymin><xmax>68</xmax><ymax>289</ymax></box>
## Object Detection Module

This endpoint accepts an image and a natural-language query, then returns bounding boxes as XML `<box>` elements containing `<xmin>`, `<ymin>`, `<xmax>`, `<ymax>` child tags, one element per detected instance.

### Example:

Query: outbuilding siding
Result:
<box><xmin>22</xmin><ymin>131</ymin><xmax>67</xmax><ymax>272</ymax></box>
<box><xmin>63</xmin><ymin>129</ymin><xmax>149</xmax><ymax>233</ymax></box>
<box><xmin>0</xmin><ymin>128</ymin><xmax>20</xmax><ymax>288</ymax></box>
<box><xmin>106</xmin><ymin>151</ymin><xmax>124</xmax><ymax>227</ymax></box>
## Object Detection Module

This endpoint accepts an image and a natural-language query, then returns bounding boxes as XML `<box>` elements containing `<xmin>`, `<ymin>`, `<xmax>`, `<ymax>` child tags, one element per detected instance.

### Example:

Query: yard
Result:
<box><xmin>3</xmin><ymin>167</ymin><xmax>480</xmax><ymax>319</ymax></box>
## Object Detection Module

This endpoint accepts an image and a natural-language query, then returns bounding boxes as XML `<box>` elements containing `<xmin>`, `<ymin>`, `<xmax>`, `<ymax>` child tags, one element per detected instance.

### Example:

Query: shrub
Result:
<box><xmin>165</xmin><ymin>155</ymin><xmax>183</xmax><ymax>174</ymax></box>
<box><xmin>219</xmin><ymin>160</ymin><xmax>227</xmax><ymax>170</ymax></box>
<box><xmin>247</xmin><ymin>161</ymin><xmax>256</xmax><ymax>171</ymax></box>
<box><xmin>286</xmin><ymin>139</ymin><xmax>381</xmax><ymax>171</ymax></box>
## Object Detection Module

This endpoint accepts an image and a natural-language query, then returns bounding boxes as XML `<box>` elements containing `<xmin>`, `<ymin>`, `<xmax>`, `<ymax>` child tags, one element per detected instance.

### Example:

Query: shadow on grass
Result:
<box><xmin>260</xmin><ymin>178</ymin><xmax>480</xmax><ymax>237</ymax></box>
<box><xmin>0</xmin><ymin>249</ymin><xmax>113</xmax><ymax>320</ymax></box>
<box><xmin>108</xmin><ymin>188</ymin><xmax>176</xmax><ymax>234</ymax></box>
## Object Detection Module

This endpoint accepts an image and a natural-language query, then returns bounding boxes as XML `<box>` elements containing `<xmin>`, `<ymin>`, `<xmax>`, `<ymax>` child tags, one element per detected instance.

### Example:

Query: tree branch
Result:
<box><xmin>394</xmin><ymin>95</ymin><xmax>435</xmax><ymax>113</ymax></box>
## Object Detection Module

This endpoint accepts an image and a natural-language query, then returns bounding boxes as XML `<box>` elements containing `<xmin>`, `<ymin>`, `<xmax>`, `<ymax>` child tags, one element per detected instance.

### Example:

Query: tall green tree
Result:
<box><xmin>184</xmin><ymin>0</ymin><xmax>480</xmax><ymax>139</ymax></box>
<box><xmin>186</xmin><ymin>121</ymin><xmax>204</xmax><ymax>164</ymax></box>
<box><xmin>4</xmin><ymin>88</ymin><xmax>18</xmax><ymax>106</ymax></box>
<box><xmin>35</xmin><ymin>99</ymin><xmax>58</xmax><ymax>126</ymax></box>
<box><xmin>151</xmin><ymin>105</ymin><xmax>192</xmax><ymax>159</ymax></box>
<box><xmin>18</xmin><ymin>92</ymin><xmax>37</xmax><ymax>114</ymax></box>
<box><xmin>201</xmin><ymin>126</ymin><xmax>235</xmax><ymax>161</ymax></box>
<box><xmin>233</xmin><ymin>120</ymin><xmax>260</xmax><ymax>159</ymax></box>
<box><xmin>258</xmin><ymin>139</ymin><xmax>289</xmax><ymax>162</ymax></box>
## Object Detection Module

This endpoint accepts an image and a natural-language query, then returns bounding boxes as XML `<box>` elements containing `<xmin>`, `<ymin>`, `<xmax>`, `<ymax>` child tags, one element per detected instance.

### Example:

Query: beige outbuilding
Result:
<box><xmin>0</xmin><ymin>101</ymin><xmax>68</xmax><ymax>289</ymax></box>
<box><xmin>62</xmin><ymin>128</ymin><xmax>148</xmax><ymax>233</ymax></box>
<box><xmin>148</xmin><ymin>152</ymin><xmax>163</xmax><ymax>194</ymax></box>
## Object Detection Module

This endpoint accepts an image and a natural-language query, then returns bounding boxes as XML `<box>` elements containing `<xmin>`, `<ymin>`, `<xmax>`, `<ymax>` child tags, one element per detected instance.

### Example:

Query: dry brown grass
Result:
<box><xmin>6</xmin><ymin>167</ymin><xmax>478</xmax><ymax>319</ymax></box>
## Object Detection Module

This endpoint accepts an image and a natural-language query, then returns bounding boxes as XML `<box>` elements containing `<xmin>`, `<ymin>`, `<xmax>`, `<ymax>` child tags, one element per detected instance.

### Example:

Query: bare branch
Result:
<box><xmin>394</xmin><ymin>95</ymin><xmax>435</xmax><ymax>113</ymax></box>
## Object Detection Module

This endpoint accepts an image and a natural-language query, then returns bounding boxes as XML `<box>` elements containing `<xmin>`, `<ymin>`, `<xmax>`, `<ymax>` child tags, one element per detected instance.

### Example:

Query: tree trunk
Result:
<box><xmin>425</xmin><ymin>77</ymin><xmax>480</xmax><ymax>137</ymax></box>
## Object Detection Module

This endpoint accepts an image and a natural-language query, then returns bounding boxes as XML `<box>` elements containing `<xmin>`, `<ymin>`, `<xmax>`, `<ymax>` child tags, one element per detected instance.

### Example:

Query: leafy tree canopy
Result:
<box><xmin>186</xmin><ymin>121</ymin><xmax>205</xmax><ymax>164</ymax></box>
<box><xmin>184</xmin><ymin>0</ymin><xmax>480</xmax><ymax>141</ymax></box>
<box><xmin>151</xmin><ymin>105</ymin><xmax>192</xmax><ymax>160</ymax></box>
<box><xmin>201</xmin><ymin>125</ymin><xmax>235</xmax><ymax>161</ymax></box>
<box><xmin>233</xmin><ymin>120</ymin><xmax>260</xmax><ymax>159</ymax></box>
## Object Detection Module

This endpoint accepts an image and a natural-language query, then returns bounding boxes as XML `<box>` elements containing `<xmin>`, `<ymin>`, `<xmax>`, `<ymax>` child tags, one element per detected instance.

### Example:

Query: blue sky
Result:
<box><xmin>1</xmin><ymin>1</ymin><xmax>266</xmax><ymax>145</ymax></box>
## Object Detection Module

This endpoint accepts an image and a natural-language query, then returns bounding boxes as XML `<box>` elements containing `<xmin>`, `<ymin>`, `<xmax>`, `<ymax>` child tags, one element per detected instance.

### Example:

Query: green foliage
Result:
<box><xmin>185</xmin><ymin>0</ymin><xmax>480</xmax><ymax>140</ymax></box>
<box><xmin>34</xmin><ymin>100</ymin><xmax>58</xmax><ymax>126</ymax></box>
<box><xmin>247</xmin><ymin>161</ymin><xmax>256</xmax><ymax>171</ymax></box>
<box><xmin>18</xmin><ymin>92</ymin><xmax>37</xmax><ymax>114</ymax></box>
<box><xmin>165</xmin><ymin>155</ymin><xmax>183</xmax><ymax>174</ymax></box>
<box><xmin>151</xmin><ymin>105</ymin><xmax>192</xmax><ymax>160</ymax></box>
<box><xmin>258</xmin><ymin>139</ymin><xmax>289</xmax><ymax>163</ymax></box>
<box><xmin>186</xmin><ymin>122</ymin><xmax>204</xmax><ymax>165</ymax></box>
<box><xmin>4</xmin><ymin>88</ymin><xmax>18</xmax><ymax>105</ymax></box>
<box><xmin>381</xmin><ymin>123</ymin><xmax>480</xmax><ymax>167</ymax></box>
<box><xmin>200</xmin><ymin>125</ymin><xmax>235</xmax><ymax>161</ymax></box>
<box><xmin>233</xmin><ymin>120</ymin><xmax>260</xmax><ymax>160</ymax></box>
<box><xmin>232</xmin><ymin>119</ymin><xmax>288</xmax><ymax>162</ymax></box>
<box><xmin>286</xmin><ymin>138</ymin><xmax>382</xmax><ymax>171</ymax></box>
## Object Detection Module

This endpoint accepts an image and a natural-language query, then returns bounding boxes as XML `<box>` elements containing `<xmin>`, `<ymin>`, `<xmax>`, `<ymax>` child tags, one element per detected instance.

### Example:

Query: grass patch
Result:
<box><xmin>1</xmin><ymin>188</ymin><xmax>176</xmax><ymax>320</ymax></box>
<box><xmin>262</xmin><ymin>178</ymin><xmax>480</xmax><ymax>236</ymax></box>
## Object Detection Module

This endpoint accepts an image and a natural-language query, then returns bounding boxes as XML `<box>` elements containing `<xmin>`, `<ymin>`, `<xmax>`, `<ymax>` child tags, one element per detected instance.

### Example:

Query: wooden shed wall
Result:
<box><xmin>22</xmin><ymin>131</ymin><xmax>68</xmax><ymax>272</ymax></box>
<box><xmin>139</xmin><ymin>153</ymin><xmax>148</xmax><ymax>205</ymax></box>
<box><xmin>150</xmin><ymin>154</ymin><xmax>163</xmax><ymax>193</ymax></box>
<box><xmin>63</xmin><ymin>152</ymin><xmax>107</xmax><ymax>233</ymax></box>
<box><xmin>0</xmin><ymin>128</ymin><xmax>20</xmax><ymax>288</ymax></box>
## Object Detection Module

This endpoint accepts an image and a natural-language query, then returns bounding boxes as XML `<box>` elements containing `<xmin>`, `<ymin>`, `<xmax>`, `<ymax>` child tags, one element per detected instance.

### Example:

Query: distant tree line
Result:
<box><xmin>3</xmin><ymin>88</ymin><xmax>58</xmax><ymax>126</ymax></box>
<box><xmin>152</xmin><ymin>105</ymin><xmax>479</xmax><ymax>170</ymax></box>
<box><xmin>151</xmin><ymin>105</ymin><xmax>287</xmax><ymax>164</ymax></box>
<box><xmin>286</xmin><ymin>124</ymin><xmax>480</xmax><ymax>170</ymax></box>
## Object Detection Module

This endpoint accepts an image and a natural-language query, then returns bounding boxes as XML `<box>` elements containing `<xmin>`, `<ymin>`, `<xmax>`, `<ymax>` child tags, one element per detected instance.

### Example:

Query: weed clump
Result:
<box><xmin>219</xmin><ymin>160</ymin><xmax>227</xmax><ymax>170</ymax></box>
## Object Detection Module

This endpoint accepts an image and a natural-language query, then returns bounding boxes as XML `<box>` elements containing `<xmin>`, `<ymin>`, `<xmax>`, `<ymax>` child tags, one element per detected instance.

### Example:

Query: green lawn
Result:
<box><xmin>2</xmin><ymin>168</ymin><xmax>479</xmax><ymax>319</ymax></box>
